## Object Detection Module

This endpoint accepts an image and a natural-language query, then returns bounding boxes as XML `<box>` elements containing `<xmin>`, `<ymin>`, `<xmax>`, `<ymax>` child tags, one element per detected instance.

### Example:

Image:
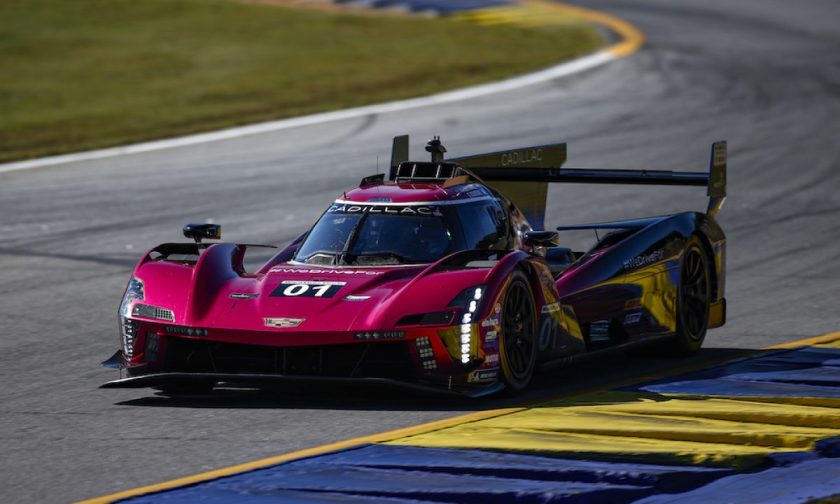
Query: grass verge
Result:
<box><xmin>0</xmin><ymin>0</ymin><xmax>602</xmax><ymax>163</ymax></box>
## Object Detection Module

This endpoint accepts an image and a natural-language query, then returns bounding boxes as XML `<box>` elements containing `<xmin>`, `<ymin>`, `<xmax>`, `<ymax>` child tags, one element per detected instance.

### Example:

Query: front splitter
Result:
<box><xmin>101</xmin><ymin>372</ymin><xmax>503</xmax><ymax>398</ymax></box>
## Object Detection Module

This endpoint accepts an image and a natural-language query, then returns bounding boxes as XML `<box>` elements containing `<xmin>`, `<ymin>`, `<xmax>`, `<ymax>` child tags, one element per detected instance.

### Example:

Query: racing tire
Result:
<box><xmin>499</xmin><ymin>270</ymin><xmax>538</xmax><ymax>395</ymax></box>
<box><xmin>667</xmin><ymin>235</ymin><xmax>712</xmax><ymax>356</ymax></box>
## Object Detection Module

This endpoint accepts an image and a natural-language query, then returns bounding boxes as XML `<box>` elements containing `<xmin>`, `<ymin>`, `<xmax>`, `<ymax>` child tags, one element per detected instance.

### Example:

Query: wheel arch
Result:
<box><xmin>693</xmin><ymin>213</ymin><xmax>726</xmax><ymax>304</ymax></box>
<box><xmin>693</xmin><ymin>230</ymin><xmax>720</xmax><ymax>303</ymax></box>
<box><xmin>482</xmin><ymin>251</ymin><xmax>548</xmax><ymax>318</ymax></box>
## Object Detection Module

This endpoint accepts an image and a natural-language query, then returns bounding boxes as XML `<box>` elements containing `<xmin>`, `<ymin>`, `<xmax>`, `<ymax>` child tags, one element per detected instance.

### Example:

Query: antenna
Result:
<box><xmin>425</xmin><ymin>136</ymin><xmax>447</xmax><ymax>163</ymax></box>
<box><xmin>376</xmin><ymin>155</ymin><xmax>380</xmax><ymax>175</ymax></box>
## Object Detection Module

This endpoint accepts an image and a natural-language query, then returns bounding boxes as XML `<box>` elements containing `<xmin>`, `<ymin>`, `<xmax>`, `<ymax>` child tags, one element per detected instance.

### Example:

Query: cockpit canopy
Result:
<box><xmin>295</xmin><ymin>197</ymin><xmax>509</xmax><ymax>266</ymax></box>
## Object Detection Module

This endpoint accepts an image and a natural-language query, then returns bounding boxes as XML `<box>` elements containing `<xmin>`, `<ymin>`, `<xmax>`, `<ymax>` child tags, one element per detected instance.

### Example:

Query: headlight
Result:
<box><xmin>119</xmin><ymin>276</ymin><xmax>144</xmax><ymax>318</ymax></box>
<box><xmin>118</xmin><ymin>276</ymin><xmax>144</xmax><ymax>358</ymax></box>
<box><xmin>448</xmin><ymin>286</ymin><xmax>485</xmax><ymax>364</ymax></box>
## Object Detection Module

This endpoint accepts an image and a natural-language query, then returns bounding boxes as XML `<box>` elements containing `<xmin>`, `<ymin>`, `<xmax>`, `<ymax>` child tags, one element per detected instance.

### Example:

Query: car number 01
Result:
<box><xmin>271</xmin><ymin>281</ymin><xmax>346</xmax><ymax>298</ymax></box>
<box><xmin>284</xmin><ymin>284</ymin><xmax>329</xmax><ymax>297</ymax></box>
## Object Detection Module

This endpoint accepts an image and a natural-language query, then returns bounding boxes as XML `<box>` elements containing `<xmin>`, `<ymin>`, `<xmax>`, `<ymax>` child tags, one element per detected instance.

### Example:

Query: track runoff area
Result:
<box><xmin>82</xmin><ymin>1</ymin><xmax>838</xmax><ymax>503</ymax></box>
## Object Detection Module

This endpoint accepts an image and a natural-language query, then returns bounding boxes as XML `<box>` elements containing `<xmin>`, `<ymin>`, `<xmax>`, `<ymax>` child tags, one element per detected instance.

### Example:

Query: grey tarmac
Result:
<box><xmin>1</xmin><ymin>0</ymin><xmax>839</xmax><ymax>501</ymax></box>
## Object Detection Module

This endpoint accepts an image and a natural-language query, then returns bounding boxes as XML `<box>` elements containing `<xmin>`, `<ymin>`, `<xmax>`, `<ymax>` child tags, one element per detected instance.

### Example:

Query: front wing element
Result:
<box><xmin>100</xmin><ymin>372</ymin><xmax>503</xmax><ymax>398</ymax></box>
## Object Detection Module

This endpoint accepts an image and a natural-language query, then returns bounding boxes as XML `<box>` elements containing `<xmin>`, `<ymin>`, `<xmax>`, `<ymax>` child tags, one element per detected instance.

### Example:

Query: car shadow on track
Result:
<box><xmin>114</xmin><ymin>347</ymin><xmax>751</xmax><ymax>411</ymax></box>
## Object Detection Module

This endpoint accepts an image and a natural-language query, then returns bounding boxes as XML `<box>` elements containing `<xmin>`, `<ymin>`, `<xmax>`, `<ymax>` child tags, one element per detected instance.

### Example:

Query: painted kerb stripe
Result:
<box><xmin>78</xmin><ymin>331</ymin><xmax>840</xmax><ymax>503</ymax></box>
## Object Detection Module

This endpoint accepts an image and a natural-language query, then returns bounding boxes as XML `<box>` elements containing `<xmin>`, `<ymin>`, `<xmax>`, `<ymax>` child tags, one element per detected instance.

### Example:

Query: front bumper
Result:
<box><xmin>102</xmin><ymin>322</ymin><xmax>500</xmax><ymax>396</ymax></box>
<box><xmin>108</xmin><ymin>314</ymin><xmax>501</xmax><ymax>394</ymax></box>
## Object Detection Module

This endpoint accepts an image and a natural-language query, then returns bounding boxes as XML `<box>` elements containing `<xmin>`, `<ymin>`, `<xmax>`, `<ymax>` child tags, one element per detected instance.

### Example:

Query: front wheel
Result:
<box><xmin>499</xmin><ymin>270</ymin><xmax>537</xmax><ymax>395</ymax></box>
<box><xmin>668</xmin><ymin>236</ymin><xmax>712</xmax><ymax>355</ymax></box>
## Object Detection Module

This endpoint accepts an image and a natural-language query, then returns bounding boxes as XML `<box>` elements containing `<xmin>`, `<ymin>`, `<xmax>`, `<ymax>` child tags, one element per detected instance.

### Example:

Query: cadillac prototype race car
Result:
<box><xmin>103</xmin><ymin>136</ymin><xmax>728</xmax><ymax>396</ymax></box>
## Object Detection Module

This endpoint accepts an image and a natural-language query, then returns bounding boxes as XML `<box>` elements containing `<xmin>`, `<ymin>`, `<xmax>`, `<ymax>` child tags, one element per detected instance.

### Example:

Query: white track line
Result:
<box><xmin>0</xmin><ymin>51</ymin><xmax>614</xmax><ymax>174</ymax></box>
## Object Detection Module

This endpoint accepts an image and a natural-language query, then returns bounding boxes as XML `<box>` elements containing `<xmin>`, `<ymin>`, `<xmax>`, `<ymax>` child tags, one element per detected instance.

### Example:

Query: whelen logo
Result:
<box><xmin>623</xmin><ymin>249</ymin><xmax>664</xmax><ymax>271</ymax></box>
<box><xmin>270</xmin><ymin>267</ymin><xmax>382</xmax><ymax>276</ymax></box>
<box><xmin>264</xmin><ymin>318</ymin><xmax>305</xmax><ymax>328</ymax></box>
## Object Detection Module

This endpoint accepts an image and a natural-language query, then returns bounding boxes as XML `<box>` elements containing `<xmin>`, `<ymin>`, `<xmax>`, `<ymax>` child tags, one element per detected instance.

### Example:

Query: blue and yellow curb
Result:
<box><xmin>339</xmin><ymin>0</ymin><xmax>645</xmax><ymax>58</ymax></box>
<box><xmin>455</xmin><ymin>0</ymin><xmax>644</xmax><ymax>57</ymax></box>
<box><xmin>80</xmin><ymin>332</ymin><xmax>840</xmax><ymax>503</ymax></box>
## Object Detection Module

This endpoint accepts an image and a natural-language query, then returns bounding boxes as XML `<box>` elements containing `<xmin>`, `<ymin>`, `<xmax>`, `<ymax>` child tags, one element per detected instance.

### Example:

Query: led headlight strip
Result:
<box><xmin>118</xmin><ymin>276</ymin><xmax>145</xmax><ymax>357</ymax></box>
<box><xmin>460</xmin><ymin>287</ymin><xmax>483</xmax><ymax>364</ymax></box>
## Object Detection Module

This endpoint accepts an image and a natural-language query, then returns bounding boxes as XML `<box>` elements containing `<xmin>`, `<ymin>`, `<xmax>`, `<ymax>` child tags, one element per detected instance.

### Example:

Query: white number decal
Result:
<box><xmin>283</xmin><ymin>284</ymin><xmax>310</xmax><ymax>296</ymax></box>
<box><xmin>273</xmin><ymin>281</ymin><xmax>346</xmax><ymax>298</ymax></box>
<box><xmin>311</xmin><ymin>284</ymin><xmax>332</xmax><ymax>297</ymax></box>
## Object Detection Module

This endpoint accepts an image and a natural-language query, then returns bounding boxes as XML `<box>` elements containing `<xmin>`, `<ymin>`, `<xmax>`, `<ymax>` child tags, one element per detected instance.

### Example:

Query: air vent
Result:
<box><xmin>132</xmin><ymin>304</ymin><xmax>175</xmax><ymax>322</ymax></box>
<box><xmin>394</xmin><ymin>162</ymin><xmax>464</xmax><ymax>182</ymax></box>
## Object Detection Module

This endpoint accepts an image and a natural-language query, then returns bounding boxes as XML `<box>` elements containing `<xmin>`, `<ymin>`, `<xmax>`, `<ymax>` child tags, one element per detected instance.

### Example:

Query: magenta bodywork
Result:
<box><xmin>106</xmin><ymin>182</ymin><xmax>576</xmax><ymax>395</ymax></box>
<box><xmin>104</xmin><ymin>162</ymin><xmax>726</xmax><ymax>396</ymax></box>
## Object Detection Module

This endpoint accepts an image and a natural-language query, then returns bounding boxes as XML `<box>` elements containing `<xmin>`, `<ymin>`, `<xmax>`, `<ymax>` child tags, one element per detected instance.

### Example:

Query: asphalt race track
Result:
<box><xmin>1</xmin><ymin>0</ymin><xmax>840</xmax><ymax>502</ymax></box>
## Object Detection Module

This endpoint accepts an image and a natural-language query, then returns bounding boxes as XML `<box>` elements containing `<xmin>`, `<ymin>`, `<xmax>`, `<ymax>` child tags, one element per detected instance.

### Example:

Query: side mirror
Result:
<box><xmin>523</xmin><ymin>230</ymin><xmax>560</xmax><ymax>248</ymax></box>
<box><xmin>183</xmin><ymin>223</ymin><xmax>221</xmax><ymax>243</ymax></box>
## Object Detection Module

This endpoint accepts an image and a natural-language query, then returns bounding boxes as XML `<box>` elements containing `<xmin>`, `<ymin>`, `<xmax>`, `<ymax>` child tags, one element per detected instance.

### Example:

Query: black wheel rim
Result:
<box><xmin>502</xmin><ymin>282</ymin><xmax>535</xmax><ymax>381</ymax></box>
<box><xmin>680</xmin><ymin>247</ymin><xmax>709</xmax><ymax>340</ymax></box>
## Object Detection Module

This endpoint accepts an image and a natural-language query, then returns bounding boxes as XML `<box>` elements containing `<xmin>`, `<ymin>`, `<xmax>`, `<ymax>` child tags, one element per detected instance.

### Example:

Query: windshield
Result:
<box><xmin>294</xmin><ymin>200</ymin><xmax>506</xmax><ymax>266</ymax></box>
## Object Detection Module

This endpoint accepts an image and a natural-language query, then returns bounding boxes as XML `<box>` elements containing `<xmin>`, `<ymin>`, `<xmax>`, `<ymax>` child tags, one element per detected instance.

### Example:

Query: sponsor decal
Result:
<box><xmin>624</xmin><ymin>298</ymin><xmax>642</xmax><ymax>310</ymax></box>
<box><xmin>501</xmin><ymin>148</ymin><xmax>542</xmax><ymax>166</ymax></box>
<box><xmin>327</xmin><ymin>204</ymin><xmax>443</xmax><ymax>217</ymax></box>
<box><xmin>484</xmin><ymin>330</ymin><xmax>498</xmax><ymax>343</ymax></box>
<box><xmin>230</xmin><ymin>293</ymin><xmax>259</xmax><ymax>299</ymax></box>
<box><xmin>623</xmin><ymin>249</ymin><xmax>664</xmax><ymax>271</ymax></box>
<box><xmin>264</xmin><ymin>317</ymin><xmax>304</xmax><ymax>328</ymax></box>
<box><xmin>270</xmin><ymin>267</ymin><xmax>382</xmax><ymax>276</ymax></box>
<box><xmin>481</xmin><ymin>317</ymin><xmax>500</xmax><ymax>328</ymax></box>
<box><xmin>469</xmin><ymin>368</ymin><xmax>499</xmax><ymax>383</ymax></box>
<box><xmin>484</xmin><ymin>353</ymin><xmax>499</xmax><ymax>365</ymax></box>
<box><xmin>271</xmin><ymin>280</ymin><xmax>346</xmax><ymax>298</ymax></box>
<box><xmin>494</xmin><ymin>303</ymin><xmax>501</xmax><ymax>314</ymax></box>
<box><xmin>624</xmin><ymin>312</ymin><xmax>642</xmax><ymax>324</ymax></box>
<box><xmin>713</xmin><ymin>142</ymin><xmax>727</xmax><ymax>167</ymax></box>
<box><xmin>541</xmin><ymin>302</ymin><xmax>561</xmax><ymax>314</ymax></box>
<box><xmin>589</xmin><ymin>320</ymin><xmax>611</xmax><ymax>343</ymax></box>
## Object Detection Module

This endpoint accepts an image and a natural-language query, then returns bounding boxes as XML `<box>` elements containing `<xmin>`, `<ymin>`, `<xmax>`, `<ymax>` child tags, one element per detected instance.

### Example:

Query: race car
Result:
<box><xmin>102</xmin><ymin>136</ymin><xmax>727</xmax><ymax>396</ymax></box>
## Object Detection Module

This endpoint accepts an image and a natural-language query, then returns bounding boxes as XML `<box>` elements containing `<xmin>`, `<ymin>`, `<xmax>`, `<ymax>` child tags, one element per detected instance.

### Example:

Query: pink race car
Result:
<box><xmin>103</xmin><ymin>136</ymin><xmax>727</xmax><ymax>396</ymax></box>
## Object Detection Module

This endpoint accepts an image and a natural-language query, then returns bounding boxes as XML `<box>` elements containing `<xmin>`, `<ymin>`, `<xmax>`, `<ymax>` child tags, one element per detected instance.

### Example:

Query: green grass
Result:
<box><xmin>0</xmin><ymin>0</ymin><xmax>602</xmax><ymax>163</ymax></box>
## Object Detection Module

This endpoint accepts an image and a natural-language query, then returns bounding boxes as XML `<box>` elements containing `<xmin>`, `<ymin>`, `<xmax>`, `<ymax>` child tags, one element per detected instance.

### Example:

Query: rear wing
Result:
<box><xmin>389</xmin><ymin>136</ymin><xmax>727</xmax><ymax>228</ymax></box>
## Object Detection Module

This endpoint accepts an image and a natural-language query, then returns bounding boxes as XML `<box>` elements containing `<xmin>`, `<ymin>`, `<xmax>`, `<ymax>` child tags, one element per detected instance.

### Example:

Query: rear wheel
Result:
<box><xmin>499</xmin><ymin>270</ymin><xmax>537</xmax><ymax>394</ymax></box>
<box><xmin>668</xmin><ymin>236</ymin><xmax>711</xmax><ymax>355</ymax></box>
